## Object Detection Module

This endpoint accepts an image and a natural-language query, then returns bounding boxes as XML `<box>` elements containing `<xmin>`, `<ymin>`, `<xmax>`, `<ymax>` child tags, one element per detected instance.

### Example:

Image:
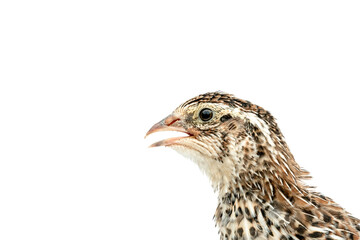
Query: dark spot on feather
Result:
<box><xmin>245</xmin><ymin>191</ymin><xmax>252</xmax><ymax>198</ymax></box>
<box><xmin>241</xmin><ymin>101</ymin><xmax>251</xmax><ymax>108</ymax></box>
<box><xmin>281</xmin><ymin>235</ymin><xmax>287</xmax><ymax>240</ymax></box>
<box><xmin>223</xmin><ymin>193</ymin><xmax>232</xmax><ymax>204</ymax></box>
<box><xmin>323</xmin><ymin>214</ymin><xmax>331</xmax><ymax>223</ymax></box>
<box><xmin>245</xmin><ymin>207</ymin><xmax>250</xmax><ymax>216</ymax></box>
<box><xmin>226</xmin><ymin>209</ymin><xmax>232</xmax><ymax>216</ymax></box>
<box><xmin>308</xmin><ymin>232</ymin><xmax>323</xmax><ymax>238</ymax></box>
<box><xmin>250</xmin><ymin>227</ymin><xmax>256</xmax><ymax>236</ymax></box>
<box><xmin>311</xmin><ymin>200</ymin><xmax>319</xmax><ymax>207</ymax></box>
<box><xmin>237</xmin><ymin>228</ymin><xmax>243</xmax><ymax>237</ymax></box>
<box><xmin>261</xmin><ymin>209</ymin><xmax>266</xmax><ymax>217</ymax></box>
<box><xmin>238</xmin><ymin>207</ymin><xmax>243</xmax><ymax>215</ymax></box>
<box><xmin>312</xmin><ymin>221</ymin><xmax>320</xmax><ymax>227</ymax></box>
<box><xmin>302</xmin><ymin>196</ymin><xmax>311</xmax><ymax>202</ymax></box>
<box><xmin>297</xmin><ymin>225</ymin><xmax>306</xmax><ymax>234</ymax></box>
<box><xmin>349</xmin><ymin>233</ymin><xmax>354</xmax><ymax>240</ymax></box>
<box><xmin>305</xmin><ymin>215</ymin><xmax>313</xmax><ymax>222</ymax></box>
<box><xmin>319</xmin><ymin>194</ymin><xmax>326</xmax><ymax>200</ymax></box>
<box><xmin>303</xmin><ymin>209</ymin><xmax>314</xmax><ymax>222</ymax></box>
<box><xmin>220</xmin><ymin>114</ymin><xmax>232</xmax><ymax>122</ymax></box>
<box><xmin>267</xmin><ymin>219</ymin><xmax>273</xmax><ymax>226</ymax></box>
<box><xmin>295</xmin><ymin>234</ymin><xmax>305</xmax><ymax>240</ymax></box>
<box><xmin>257</xmin><ymin>150</ymin><xmax>265</xmax><ymax>157</ymax></box>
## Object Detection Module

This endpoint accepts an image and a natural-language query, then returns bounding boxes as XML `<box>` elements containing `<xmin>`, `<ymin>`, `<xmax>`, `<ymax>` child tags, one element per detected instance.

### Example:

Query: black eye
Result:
<box><xmin>199</xmin><ymin>108</ymin><xmax>213</xmax><ymax>121</ymax></box>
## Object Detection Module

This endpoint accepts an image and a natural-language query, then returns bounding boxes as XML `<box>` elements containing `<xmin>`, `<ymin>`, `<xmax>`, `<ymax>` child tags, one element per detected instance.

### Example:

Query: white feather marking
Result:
<box><xmin>280</xmin><ymin>165</ymin><xmax>289</xmax><ymax>176</ymax></box>
<box><xmin>292</xmin><ymin>184</ymin><xmax>302</xmax><ymax>194</ymax></box>
<box><xmin>284</xmin><ymin>181</ymin><xmax>292</xmax><ymax>191</ymax></box>
<box><xmin>257</xmin><ymin>208</ymin><xmax>269</xmax><ymax>233</ymax></box>
<box><xmin>329</xmin><ymin>235</ymin><xmax>346</xmax><ymax>240</ymax></box>
<box><xmin>270</xmin><ymin>225</ymin><xmax>282</xmax><ymax>240</ymax></box>
<box><xmin>307</xmin><ymin>226</ymin><xmax>329</xmax><ymax>233</ymax></box>
<box><xmin>247</xmin><ymin>200</ymin><xmax>256</xmax><ymax>218</ymax></box>
<box><xmin>295</xmin><ymin>195</ymin><xmax>318</xmax><ymax>208</ymax></box>
<box><xmin>243</xmin><ymin>219</ymin><xmax>251</xmax><ymax>240</ymax></box>
<box><xmin>279</xmin><ymin>152</ymin><xmax>286</xmax><ymax>160</ymax></box>
<box><xmin>278</xmin><ymin>190</ymin><xmax>293</xmax><ymax>206</ymax></box>
<box><xmin>283</xmin><ymin>160</ymin><xmax>295</xmax><ymax>178</ymax></box>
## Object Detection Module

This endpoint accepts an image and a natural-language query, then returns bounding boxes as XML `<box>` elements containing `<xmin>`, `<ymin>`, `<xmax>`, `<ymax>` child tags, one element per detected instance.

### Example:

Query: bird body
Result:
<box><xmin>146</xmin><ymin>92</ymin><xmax>360</xmax><ymax>240</ymax></box>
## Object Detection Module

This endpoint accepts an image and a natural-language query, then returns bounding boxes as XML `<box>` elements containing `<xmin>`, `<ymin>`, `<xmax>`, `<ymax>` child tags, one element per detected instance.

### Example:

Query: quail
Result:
<box><xmin>145</xmin><ymin>91</ymin><xmax>360</xmax><ymax>240</ymax></box>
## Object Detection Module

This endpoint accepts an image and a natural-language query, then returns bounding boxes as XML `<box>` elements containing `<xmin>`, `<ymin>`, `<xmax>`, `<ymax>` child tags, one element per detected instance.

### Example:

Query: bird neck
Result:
<box><xmin>212</xmin><ymin>127</ymin><xmax>310</xmax><ymax>198</ymax></box>
<box><xmin>214</xmin><ymin>170</ymin><xmax>305</xmax><ymax>240</ymax></box>
<box><xmin>212</xmin><ymin>133</ymin><xmax>312</xmax><ymax>240</ymax></box>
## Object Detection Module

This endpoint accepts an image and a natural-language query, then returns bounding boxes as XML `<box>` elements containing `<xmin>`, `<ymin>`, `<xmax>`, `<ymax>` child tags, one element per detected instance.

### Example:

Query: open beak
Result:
<box><xmin>145</xmin><ymin>114</ymin><xmax>193</xmax><ymax>147</ymax></box>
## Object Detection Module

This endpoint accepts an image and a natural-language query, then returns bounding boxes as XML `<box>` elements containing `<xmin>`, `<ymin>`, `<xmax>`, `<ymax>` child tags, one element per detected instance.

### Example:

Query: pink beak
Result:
<box><xmin>145</xmin><ymin>114</ymin><xmax>193</xmax><ymax>147</ymax></box>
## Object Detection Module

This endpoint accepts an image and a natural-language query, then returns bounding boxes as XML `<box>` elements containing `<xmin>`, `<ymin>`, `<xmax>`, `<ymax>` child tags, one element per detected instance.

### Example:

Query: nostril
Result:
<box><xmin>164</xmin><ymin>115</ymin><xmax>180</xmax><ymax>126</ymax></box>
<box><xmin>167</xmin><ymin>118</ymin><xmax>180</xmax><ymax>126</ymax></box>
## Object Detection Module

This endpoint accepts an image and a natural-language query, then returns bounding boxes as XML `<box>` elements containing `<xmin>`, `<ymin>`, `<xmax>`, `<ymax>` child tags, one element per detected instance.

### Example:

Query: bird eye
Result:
<box><xmin>199</xmin><ymin>108</ymin><xmax>213</xmax><ymax>121</ymax></box>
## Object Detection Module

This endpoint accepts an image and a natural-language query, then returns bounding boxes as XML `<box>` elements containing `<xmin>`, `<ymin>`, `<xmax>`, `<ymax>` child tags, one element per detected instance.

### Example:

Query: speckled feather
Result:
<box><xmin>148</xmin><ymin>92</ymin><xmax>360</xmax><ymax>240</ymax></box>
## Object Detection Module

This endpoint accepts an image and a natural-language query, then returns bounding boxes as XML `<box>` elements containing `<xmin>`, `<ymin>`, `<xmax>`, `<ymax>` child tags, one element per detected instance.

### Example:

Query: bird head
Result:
<box><xmin>145</xmin><ymin>92</ymin><xmax>359</xmax><ymax>240</ymax></box>
<box><xmin>146</xmin><ymin>92</ymin><xmax>305</xmax><ymax>190</ymax></box>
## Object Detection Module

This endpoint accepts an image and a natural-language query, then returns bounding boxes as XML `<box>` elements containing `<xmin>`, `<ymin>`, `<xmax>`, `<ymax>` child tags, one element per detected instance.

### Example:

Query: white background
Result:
<box><xmin>0</xmin><ymin>1</ymin><xmax>359</xmax><ymax>239</ymax></box>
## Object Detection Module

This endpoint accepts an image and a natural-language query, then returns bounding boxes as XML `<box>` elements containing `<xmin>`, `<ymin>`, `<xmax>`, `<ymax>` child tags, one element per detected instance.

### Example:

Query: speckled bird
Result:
<box><xmin>145</xmin><ymin>92</ymin><xmax>360</xmax><ymax>240</ymax></box>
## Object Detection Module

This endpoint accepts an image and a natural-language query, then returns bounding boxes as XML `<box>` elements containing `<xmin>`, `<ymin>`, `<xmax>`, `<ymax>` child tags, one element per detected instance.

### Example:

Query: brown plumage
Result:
<box><xmin>146</xmin><ymin>91</ymin><xmax>360</xmax><ymax>240</ymax></box>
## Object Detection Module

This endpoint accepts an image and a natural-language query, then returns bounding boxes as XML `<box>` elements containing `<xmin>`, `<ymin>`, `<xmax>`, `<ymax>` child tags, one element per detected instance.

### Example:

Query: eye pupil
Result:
<box><xmin>199</xmin><ymin>108</ymin><xmax>213</xmax><ymax>121</ymax></box>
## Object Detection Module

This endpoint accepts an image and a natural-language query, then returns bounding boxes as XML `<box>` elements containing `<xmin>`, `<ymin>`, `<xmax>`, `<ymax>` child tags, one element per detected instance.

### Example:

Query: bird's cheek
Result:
<box><xmin>186</xmin><ymin>127</ymin><xmax>201</xmax><ymax>137</ymax></box>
